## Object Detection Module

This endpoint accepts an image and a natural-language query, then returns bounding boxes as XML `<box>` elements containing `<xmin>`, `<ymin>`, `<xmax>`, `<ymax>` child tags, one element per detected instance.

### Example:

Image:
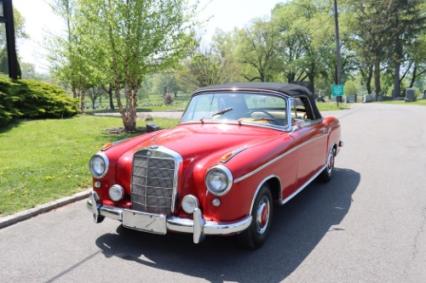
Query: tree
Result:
<box><xmin>407</xmin><ymin>33</ymin><xmax>426</xmax><ymax>87</ymax></box>
<box><xmin>271</xmin><ymin>0</ymin><xmax>337</xmax><ymax>94</ymax></box>
<box><xmin>386</xmin><ymin>0</ymin><xmax>426</xmax><ymax>98</ymax></box>
<box><xmin>49</xmin><ymin>0</ymin><xmax>92</xmax><ymax>111</ymax></box>
<box><xmin>237</xmin><ymin>20</ymin><xmax>279</xmax><ymax>82</ymax></box>
<box><xmin>178</xmin><ymin>48</ymin><xmax>225</xmax><ymax>89</ymax></box>
<box><xmin>79</xmin><ymin>0</ymin><xmax>194</xmax><ymax>131</ymax></box>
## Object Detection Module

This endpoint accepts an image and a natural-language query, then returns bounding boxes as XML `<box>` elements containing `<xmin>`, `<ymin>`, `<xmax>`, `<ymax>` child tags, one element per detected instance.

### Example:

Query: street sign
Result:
<box><xmin>332</xmin><ymin>84</ymin><xmax>344</xmax><ymax>97</ymax></box>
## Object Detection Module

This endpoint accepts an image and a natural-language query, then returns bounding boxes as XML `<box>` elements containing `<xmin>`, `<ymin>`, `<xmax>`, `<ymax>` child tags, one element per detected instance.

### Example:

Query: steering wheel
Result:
<box><xmin>249</xmin><ymin>110</ymin><xmax>276</xmax><ymax>120</ymax></box>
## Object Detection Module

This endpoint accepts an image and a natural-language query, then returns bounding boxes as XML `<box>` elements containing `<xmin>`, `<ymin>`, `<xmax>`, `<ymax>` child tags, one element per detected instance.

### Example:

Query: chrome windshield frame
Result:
<box><xmin>180</xmin><ymin>90</ymin><xmax>293</xmax><ymax>132</ymax></box>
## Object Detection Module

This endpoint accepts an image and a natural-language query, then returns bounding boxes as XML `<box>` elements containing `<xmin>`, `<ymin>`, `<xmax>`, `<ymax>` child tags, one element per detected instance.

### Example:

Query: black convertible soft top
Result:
<box><xmin>194</xmin><ymin>82</ymin><xmax>322</xmax><ymax>119</ymax></box>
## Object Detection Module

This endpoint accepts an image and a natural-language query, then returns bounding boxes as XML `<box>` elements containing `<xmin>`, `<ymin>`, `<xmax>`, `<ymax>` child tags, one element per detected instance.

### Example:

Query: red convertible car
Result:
<box><xmin>87</xmin><ymin>83</ymin><xmax>342</xmax><ymax>248</ymax></box>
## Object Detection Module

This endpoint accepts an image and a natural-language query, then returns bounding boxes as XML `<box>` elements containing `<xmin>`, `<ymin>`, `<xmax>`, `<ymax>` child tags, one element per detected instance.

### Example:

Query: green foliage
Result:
<box><xmin>0</xmin><ymin>76</ymin><xmax>78</xmax><ymax>127</ymax></box>
<box><xmin>237</xmin><ymin>20</ymin><xmax>280</xmax><ymax>82</ymax></box>
<box><xmin>65</xmin><ymin>0</ymin><xmax>196</xmax><ymax>131</ymax></box>
<box><xmin>0</xmin><ymin>115</ymin><xmax>179</xmax><ymax>215</ymax></box>
<box><xmin>345</xmin><ymin>80</ymin><xmax>359</xmax><ymax>96</ymax></box>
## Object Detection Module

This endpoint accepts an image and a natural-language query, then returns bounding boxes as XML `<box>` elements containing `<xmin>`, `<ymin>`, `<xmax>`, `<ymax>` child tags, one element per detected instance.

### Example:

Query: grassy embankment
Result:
<box><xmin>0</xmin><ymin>115</ymin><xmax>178</xmax><ymax>216</ymax></box>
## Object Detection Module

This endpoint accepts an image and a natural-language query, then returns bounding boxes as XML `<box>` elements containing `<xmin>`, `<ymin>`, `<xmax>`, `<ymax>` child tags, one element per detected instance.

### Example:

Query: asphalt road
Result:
<box><xmin>1</xmin><ymin>103</ymin><xmax>426</xmax><ymax>283</ymax></box>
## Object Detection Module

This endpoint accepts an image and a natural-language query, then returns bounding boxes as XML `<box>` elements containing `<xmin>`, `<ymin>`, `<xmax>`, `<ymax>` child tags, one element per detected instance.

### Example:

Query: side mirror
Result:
<box><xmin>295</xmin><ymin>119</ymin><xmax>305</xmax><ymax>129</ymax></box>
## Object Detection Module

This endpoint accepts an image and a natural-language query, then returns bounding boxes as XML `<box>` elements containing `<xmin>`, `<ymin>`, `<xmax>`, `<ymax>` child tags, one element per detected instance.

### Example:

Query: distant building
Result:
<box><xmin>0</xmin><ymin>0</ymin><xmax>20</xmax><ymax>79</ymax></box>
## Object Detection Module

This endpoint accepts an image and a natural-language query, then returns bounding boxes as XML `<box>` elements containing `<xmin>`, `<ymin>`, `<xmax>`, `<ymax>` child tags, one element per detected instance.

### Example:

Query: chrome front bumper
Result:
<box><xmin>86</xmin><ymin>192</ymin><xmax>252</xmax><ymax>244</ymax></box>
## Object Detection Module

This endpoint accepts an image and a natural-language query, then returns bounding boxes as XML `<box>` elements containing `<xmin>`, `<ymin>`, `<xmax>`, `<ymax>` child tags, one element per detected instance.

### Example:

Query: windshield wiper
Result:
<box><xmin>212</xmin><ymin>107</ymin><xmax>233</xmax><ymax>117</ymax></box>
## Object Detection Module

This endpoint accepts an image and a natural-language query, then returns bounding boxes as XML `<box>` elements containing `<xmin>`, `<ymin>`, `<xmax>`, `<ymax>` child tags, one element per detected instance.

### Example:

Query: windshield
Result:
<box><xmin>181</xmin><ymin>92</ymin><xmax>289</xmax><ymax>128</ymax></box>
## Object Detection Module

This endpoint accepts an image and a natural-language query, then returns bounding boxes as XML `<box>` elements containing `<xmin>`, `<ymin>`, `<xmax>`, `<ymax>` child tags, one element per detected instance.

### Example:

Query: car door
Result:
<box><xmin>290</xmin><ymin>97</ymin><xmax>328</xmax><ymax>186</ymax></box>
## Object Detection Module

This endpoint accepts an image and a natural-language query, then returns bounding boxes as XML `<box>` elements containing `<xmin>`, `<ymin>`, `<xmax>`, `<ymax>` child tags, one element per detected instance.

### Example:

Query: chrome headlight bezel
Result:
<box><xmin>205</xmin><ymin>165</ymin><xmax>233</xmax><ymax>196</ymax></box>
<box><xmin>89</xmin><ymin>152</ymin><xmax>109</xmax><ymax>179</ymax></box>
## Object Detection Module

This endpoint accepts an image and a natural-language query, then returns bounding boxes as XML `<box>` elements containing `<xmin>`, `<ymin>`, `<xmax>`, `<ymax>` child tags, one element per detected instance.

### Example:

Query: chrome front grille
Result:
<box><xmin>131</xmin><ymin>147</ymin><xmax>180</xmax><ymax>215</ymax></box>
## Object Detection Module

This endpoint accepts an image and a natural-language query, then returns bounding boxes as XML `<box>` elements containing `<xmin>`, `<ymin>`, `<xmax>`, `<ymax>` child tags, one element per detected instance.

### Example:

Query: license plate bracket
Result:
<box><xmin>122</xmin><ymin>210</ymin><xmax>167</xmax><ymax>235</ymax></box>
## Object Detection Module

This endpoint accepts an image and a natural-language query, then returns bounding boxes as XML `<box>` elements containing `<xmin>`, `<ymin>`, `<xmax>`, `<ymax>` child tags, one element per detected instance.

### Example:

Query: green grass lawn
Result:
<box><xmin>317</xmin><ymin>102</ymin><xmax>350</xmax><ymax>111</ymax></box>
<box><xmin>379</xmin><ymin>99</ymin><xmax>426</xmax><ymax>106</ymax></box>
<box><xmin>0</xmin><ymin>115</ymin><xmax>178</xmax><ymax>216</ymax></box>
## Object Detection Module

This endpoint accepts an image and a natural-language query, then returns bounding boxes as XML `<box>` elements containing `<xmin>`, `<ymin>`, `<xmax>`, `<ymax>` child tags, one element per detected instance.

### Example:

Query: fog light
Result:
<box><xmin>108</xmin><ymin>184</ymin><xmax>124</xmax><ymax>202</ymax></box>
<box><xmin>212</xmin><ymin>198</ymin><xmax>221</xmax><ymax>207</ymax></box>
<box><xmin>182</xmin><ymin>194</ymin><xmax>198</xmax><ymax>214</ymax></box>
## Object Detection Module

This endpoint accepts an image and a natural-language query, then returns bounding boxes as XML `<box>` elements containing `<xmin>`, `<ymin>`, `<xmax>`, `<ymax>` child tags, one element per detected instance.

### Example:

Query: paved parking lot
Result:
<box><xmin>1</xmin><ymin>103</ymin><xmax>425</xmax><ymax>282</ymax></box>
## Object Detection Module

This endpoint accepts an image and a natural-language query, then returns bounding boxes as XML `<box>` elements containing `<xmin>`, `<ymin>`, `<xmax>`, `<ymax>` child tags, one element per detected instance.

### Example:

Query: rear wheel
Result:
<box><xmin>319</xmin><ymin>147</ymin><xmax>336</xmax><ymax>182</ymax></box>
<box><xmin>239</xmin><ymin>185</ymin><xmax>273</xmax><ymax>249</ymax></box>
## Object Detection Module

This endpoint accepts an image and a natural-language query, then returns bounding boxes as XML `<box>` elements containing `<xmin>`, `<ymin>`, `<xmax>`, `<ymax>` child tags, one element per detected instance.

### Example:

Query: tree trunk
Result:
<box><xmin>287</xmin><ymin>72</ymin><xmax>295</xmax><ymax>83</ymax></box>
<box><xmin>121</xmin><ymin>84</ymin><xmax>138</xmax><ymax>132</ymax></box>
<box><xmin>366</xmin><ymin>65</ymin><xmax>373</xmax><ymax>95</ymax></box>
<box><xmin>91</xmin><ymin>91</ymin><xmax>96</xmax><ymax>110</ymax></box>
<box><xmin>71</xmin><ymin>86</ymin><xmax>78</xmax><ymax>99</ymax></box>
<box><xmin>308</xmin><ymin>72</ymin><xmax>315</xmax><ymax>95</ymax></box>
<box><xmin>374</xmin><ymin>59</ymin><xmax>381</xmax><ymax>98</ymax></box>
<box><xmin>108</xmin><ymin>85</ymin><xmax>115</xmax><ymax>111</ymax></box>
<box><xmin>114</xmin><ymin>80</ymin><xmax>123</xmax><ymax>114</ymax></box>
<box><xmin>392</xmin><ymin>39</ymin><xmax>402</xmax><ymax>99</ymax></box>
<box><xmin>80</xmin><ymin>90</ymin><xmax>86</xmax><ymax>113</ymax></box>
<box><xmin>409</xmin><ymin>63</ymin><xmax>418</xmax><ymax>88</ymax></box>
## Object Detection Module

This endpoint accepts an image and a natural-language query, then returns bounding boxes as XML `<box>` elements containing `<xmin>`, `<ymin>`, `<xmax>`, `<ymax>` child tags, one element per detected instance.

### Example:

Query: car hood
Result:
<box><xmin>140</xmin><ymin>123</ymin><xmax>283</xmax><ymax>160</ymax></box>
<box><xmin>111</xmin><ymin>123</ymin><xmax>286</xmax><ymax>199</ymax></box>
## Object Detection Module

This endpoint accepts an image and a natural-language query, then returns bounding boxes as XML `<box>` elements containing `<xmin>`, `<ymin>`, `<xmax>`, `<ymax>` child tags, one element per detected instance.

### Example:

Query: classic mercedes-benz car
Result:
<box><xmin>87</xmin><ymin>83</ymin><xmax>342</xmax><ymax>248</ymax></box>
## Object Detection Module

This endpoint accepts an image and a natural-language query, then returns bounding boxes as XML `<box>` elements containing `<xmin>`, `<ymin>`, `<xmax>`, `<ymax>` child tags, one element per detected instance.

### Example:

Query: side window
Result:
<box><xmin>291</xmin><ymin>97</ymin><xmax>315</xmax><ymax>126</ymax></box>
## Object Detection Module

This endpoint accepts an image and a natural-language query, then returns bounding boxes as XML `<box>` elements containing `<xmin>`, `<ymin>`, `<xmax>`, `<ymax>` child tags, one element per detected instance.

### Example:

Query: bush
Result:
<box><xmin>0</xmin><ymin>75</ymin><xmax>78</xmax><ymax>127</ymax></box>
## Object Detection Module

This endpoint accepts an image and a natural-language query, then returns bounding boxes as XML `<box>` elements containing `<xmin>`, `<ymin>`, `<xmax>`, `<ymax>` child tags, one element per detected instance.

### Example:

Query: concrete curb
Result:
<box><xmin>0</xmin><ymin>189</ymin><xmax>91</xmax><ymax>229</ymax></box>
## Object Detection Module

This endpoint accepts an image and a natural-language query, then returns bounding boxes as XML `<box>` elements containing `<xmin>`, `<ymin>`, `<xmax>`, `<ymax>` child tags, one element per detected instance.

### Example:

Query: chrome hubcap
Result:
<box><xmin>256</xmin><ymin>196</ymin><xmax>270</xmax><ymax>234</ymax></box>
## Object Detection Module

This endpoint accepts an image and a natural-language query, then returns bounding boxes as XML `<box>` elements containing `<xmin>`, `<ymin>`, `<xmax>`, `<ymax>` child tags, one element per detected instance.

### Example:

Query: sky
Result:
<box><xmin>13</xmin><ymin>0</ymin><xmax>283</xmax><ymax>74</ymax></box>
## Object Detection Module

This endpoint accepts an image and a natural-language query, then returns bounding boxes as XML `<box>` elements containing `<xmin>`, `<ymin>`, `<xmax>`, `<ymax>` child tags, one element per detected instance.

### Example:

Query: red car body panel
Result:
<box><xmin>93</xmin><ymin>115</ymin><xmax>341</xmax><ymax>223</ymax></box>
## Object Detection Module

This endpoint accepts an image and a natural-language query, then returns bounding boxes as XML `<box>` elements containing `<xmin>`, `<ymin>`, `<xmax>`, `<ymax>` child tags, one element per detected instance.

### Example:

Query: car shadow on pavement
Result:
<box><xmin>95</xmin><ymin>168</ymin><xmax>360</xmax><ymax>283</ymax></box>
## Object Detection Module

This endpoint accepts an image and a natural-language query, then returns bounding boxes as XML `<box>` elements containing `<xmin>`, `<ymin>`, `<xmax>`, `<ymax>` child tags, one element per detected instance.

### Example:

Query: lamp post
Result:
<box><xmin>333</xmin><ymin>0</ymin><xmax>342</xmax><ymax>106</ymax></box>
<box><xmin>0</xmin><ymin>0</ymin><xmax>21</xmax><ymax>79</ymax></box>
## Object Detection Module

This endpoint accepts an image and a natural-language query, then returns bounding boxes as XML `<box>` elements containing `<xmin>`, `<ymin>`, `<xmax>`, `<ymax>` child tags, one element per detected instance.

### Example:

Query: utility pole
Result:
<box><xmin>333</xmin><ymin>0</ymin><xmax>341</xmax><ymax>107</ymax></box>
<box><xmin>0</xmin><ymin>0</ymin><xmax>21</xmax><ymax>80</ymax></box>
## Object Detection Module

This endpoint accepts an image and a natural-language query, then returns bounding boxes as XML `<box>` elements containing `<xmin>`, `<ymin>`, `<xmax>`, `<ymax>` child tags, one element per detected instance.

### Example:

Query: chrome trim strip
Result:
<box><xmin>192</xmin><ymin>88</ymin><xmax>291</xmax><ymax>99</ymax></box>
<box><xmin>220</xmin><ymin>146</ymin><xmax>248</xmax><ymax>164</ymax></box>
<box><xmin>234</xmin><ymin>134</ymin><xmax>327</xmax><ymax>183</ymax></box>
<box><xmin>280</xmin><ymin>165</ymin><xmax>326</xmax><ymax>205</ymax></box>
<box><xmin>249</xmin><ymin>175</ymin><xmax>281</xmax><ymax>215</ymax></box>
<box><xmin>179</xmin><ymin>120</ymin><xmax>291</xmax><ymax>132</ymax></box>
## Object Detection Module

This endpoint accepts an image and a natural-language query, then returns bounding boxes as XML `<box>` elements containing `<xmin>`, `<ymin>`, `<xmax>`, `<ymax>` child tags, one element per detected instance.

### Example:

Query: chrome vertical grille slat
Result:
<box><xmin>131</xmin><ymin>147</ymin><xmax>181</xmax><ymax>215</ymax></box>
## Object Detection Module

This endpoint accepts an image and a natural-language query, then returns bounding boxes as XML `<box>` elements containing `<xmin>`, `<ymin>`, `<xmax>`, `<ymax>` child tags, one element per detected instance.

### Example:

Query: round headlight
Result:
<box><xmin>89</xmin><ymin>153</ymin><xmax>109</xmax><ymax>178</ymax></box>
<box><xmin>182</xmin><ymin>194</ymin><xmax>199</xmax><ymax>214</ymax></box>
<box><xmin>109</xmin><ymin>184</ymin><xmax>124</xmax><ymax>202</ymax></box>
<box><xmin>205</xmin><ymin>165</ymin><xmax>233</xmax><ymax>196</ymax></box>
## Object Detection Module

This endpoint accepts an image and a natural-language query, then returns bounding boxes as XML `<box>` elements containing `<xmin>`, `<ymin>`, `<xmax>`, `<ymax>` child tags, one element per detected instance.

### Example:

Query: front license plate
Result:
<box><xmin>122</xmin><ymin>210</ymin><xmax>167</xmax><ymax>235</ymax></box>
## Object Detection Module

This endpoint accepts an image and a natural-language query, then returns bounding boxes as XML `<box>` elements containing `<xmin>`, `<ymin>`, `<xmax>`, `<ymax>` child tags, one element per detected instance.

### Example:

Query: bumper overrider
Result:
<box><xmin>87</xmin><ymin>191</ymin><xmax>252</xmax><ymax>244</ymax></box>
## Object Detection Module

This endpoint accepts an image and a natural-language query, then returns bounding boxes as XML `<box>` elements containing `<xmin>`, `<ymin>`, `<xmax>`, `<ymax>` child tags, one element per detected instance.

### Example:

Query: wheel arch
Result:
<box><xmin>249</xmin><ymin>175</ymin><xmax>282</xmax><ymax>214</ymax></box>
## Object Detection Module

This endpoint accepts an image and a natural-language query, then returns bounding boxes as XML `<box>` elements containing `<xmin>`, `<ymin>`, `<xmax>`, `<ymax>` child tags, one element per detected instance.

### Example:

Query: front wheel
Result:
<box><xmin>238</xmin><ymin>185</ymin><xmax>273</xmax><ymax>249</ymax></box>
<box><xmin>319</xmin><ymin>147</ymin><xmax>336</xmax><ymax>182</ymax></box>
